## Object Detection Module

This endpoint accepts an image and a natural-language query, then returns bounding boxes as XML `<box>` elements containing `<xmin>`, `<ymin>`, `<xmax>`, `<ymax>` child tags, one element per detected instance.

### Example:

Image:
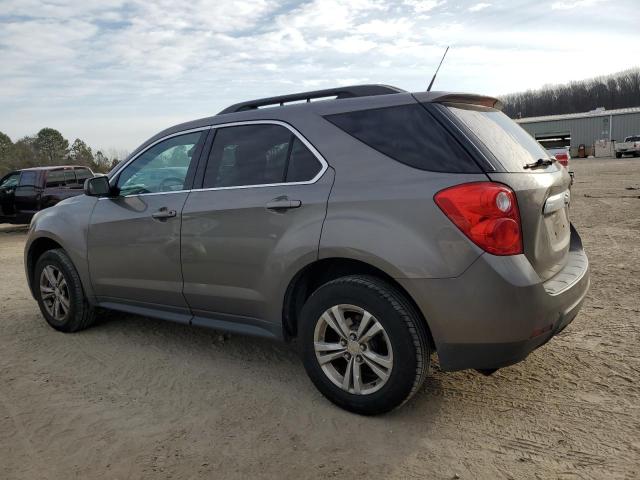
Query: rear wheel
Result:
<box><xmin>34</xmin><ymin>249</ymin><xmax>95</xmax><ymax>332</ymax></box>
<box><xmin>615</xmin><ymin>152</ymin><xmax>622</xmax><ymax>158</ymax></box>
<box><xmin>299</xmin><ymin>275</ymin><xmax>430</xmax><ymax>415</ymax></box>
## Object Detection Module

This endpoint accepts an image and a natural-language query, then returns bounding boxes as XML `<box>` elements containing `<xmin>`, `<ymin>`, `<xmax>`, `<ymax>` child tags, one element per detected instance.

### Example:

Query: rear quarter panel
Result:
<box><xmin>306</xmin><ymin>120</ymin><xmax>487</xmax><ymax>279</ymax></box>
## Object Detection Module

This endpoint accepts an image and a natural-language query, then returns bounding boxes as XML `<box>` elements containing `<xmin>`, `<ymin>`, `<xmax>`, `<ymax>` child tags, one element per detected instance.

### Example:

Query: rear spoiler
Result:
<box><xmin>413</xmin><ymin>91</ymin><xmax>503</xmax><ymax>110</ymax></box>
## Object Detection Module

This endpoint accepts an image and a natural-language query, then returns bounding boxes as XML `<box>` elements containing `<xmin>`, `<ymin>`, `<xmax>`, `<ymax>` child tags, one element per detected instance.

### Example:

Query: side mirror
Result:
<box><xmin>84</xmin><ymin>176</ymin><xmax>113</xmax><ymax>197</ymax></box>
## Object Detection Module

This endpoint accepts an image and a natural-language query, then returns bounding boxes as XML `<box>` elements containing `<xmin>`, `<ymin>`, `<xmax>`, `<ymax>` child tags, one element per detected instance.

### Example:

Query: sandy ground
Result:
<box><xmin>1</xmin><ymin>158</ymin><xmax>639</xmax><ymax>479</ymax></box>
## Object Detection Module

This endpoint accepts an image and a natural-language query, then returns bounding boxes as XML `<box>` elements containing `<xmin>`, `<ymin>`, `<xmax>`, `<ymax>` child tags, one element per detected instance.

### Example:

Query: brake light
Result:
<box><xmin>555</xmin><ymin>153</ymin><xmax>569</xmax><ymax>167</ymax></box>
<box><xmin>434</xmin><ymin>182</ymin><xmax>523</xmax><ymax>256</ymax></box>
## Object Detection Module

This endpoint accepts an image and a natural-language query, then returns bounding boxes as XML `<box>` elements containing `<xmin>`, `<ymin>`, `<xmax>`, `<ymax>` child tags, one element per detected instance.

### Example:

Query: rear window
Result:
<box><xmin>324</xmin><ymin>104</ymin><xmax>481</xmax><ymax>173</ymax></box>
<box><xmin>625</xmin><ymin>136</ymin><xmax>640</xmax><ymax>142</ymax></box>
<box><xmin>445</xmin><ymin>103</ymin><xmax>552</xmax><ymax>172</ymax></box>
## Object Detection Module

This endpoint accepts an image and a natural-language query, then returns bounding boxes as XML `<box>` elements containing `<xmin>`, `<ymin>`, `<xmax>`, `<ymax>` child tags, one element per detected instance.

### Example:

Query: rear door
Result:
<box><xmin>442</xmin><ymin>103</ymin><xmax>572</xmax><ymax>280</ymax></box>
<box><xmin>181</xmin><ymin>121</ymin><xmax>332</xmax><ymax>333</ymax></box>
<box><xmin>40</xmin><ymin>168</ymin><xmax>69</xmax><ymax>209</ymax></box>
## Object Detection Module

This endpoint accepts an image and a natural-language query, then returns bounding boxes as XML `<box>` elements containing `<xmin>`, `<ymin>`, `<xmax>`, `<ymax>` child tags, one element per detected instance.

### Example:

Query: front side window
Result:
<box><xmin>0</xmin><ymin>172</ymin><xmax>20</xmax><ymax>188</ymax></box>
<box><xmin>46</xmin><ymin>170</ymin><xmax>66</xmax><ymax>188</ymax></box>
<box><xmin>18</xmin><ymin>171</ymin><xmax>37</xmax><ymax>187</ymax></box>
<box><xmin>117</xmin><ymin>131</ymin><xmax>204</xmax><ymax>196</ymax></box>
<box><xmin>203</xmin><ymin>124</ymin><xmax>322</xmax><ymax>188</ymax></box>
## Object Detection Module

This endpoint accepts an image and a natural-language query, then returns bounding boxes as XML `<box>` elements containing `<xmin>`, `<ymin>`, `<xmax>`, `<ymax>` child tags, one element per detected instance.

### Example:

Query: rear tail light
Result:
<box><xmin>554</xmin><ymin>153</ymin><xmax>569</xmax><ymax>167</ymax></box>
<box><xmin>434</xmin><ymin>182</ymin><xmax>523</xmax><ymax>256</ymax></box>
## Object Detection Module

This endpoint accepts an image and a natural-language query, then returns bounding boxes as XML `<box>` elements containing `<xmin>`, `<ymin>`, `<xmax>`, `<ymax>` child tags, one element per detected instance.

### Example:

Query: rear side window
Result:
<box><xmin>75</xmin><ymin>168</ymin><xmax>93</xmax><ymax>184</ymax></box>
<box><xmin>324</xmin><ymin>104</ymin><xmax>480</xmax><ymax>173</ymax></box>
<box><xmin>19</xmin><ymin>171</ymin><xmax>37</xmax><ymax>187</ymax></box>
<box><xmin>203</xmin><ymin>124</ymin><xmax>322</xmax><ymax>188</ymax></box>
<box><xmin>46</xmin><ymin>170</ymin><xmax>66</xmax><ymax>188</ymax></box>
<box><xmin>64</xmin><ymin>170</ymin><xmax>76</xmax><ymax>185</ymax></box>
<box><xmin>286</xmin><ymin>137</ymin><xmax>321</xmax><ymax>182</ymax></box>
<box><xmin>445</xmin><ymin>103</ymin><xmax>552</xmax><ymax>172</ymax></box>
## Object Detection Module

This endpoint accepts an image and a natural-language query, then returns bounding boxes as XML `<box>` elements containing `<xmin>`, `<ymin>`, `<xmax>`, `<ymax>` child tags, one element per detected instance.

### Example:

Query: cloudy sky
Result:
<box><xmin>1</xmin><ymin>0</ymin><xmax>638</xmax><ymax>154</ymax></box>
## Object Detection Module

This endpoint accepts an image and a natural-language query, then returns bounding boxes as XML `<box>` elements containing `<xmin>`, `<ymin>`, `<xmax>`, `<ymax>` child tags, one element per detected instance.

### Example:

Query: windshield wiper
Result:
<box><xmin>523</xmin><ymin>158</ymin><xmax>554</xmax><ymax>170</ymax></box>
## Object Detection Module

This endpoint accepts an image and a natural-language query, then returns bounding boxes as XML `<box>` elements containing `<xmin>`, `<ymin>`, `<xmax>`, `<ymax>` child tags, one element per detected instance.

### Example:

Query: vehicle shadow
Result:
<box><xmin>88</xmin><ymin>308</ymin><xmax>450</xmax><ymax>420</ymax></box>
<box><xmin>0</xmin><ymin>224</ymin><xmax>29</xmax><ymax>234</ymax></box>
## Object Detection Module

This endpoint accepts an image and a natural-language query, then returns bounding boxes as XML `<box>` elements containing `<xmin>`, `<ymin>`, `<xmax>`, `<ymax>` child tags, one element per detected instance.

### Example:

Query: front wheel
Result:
<box><xmin>615</xmin><ymin>152</ymin><xmax>622</xmax><ymax>158</ymax></box>
<box><xmin>34</xmin><ymin>249</ymin><xmax>95</xmax><ymax>332</ymax></box>
<box><xmin>299</xmin><ymin>275</ymin><xmax>431</xmax><ymax>415</ymax></box>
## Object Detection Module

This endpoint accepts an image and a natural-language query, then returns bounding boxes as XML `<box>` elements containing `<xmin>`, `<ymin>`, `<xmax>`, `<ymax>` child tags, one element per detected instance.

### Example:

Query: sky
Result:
<box><xmin>1</xmin><ymin>0</ymin><xmax>638</xmax><ymax>155</ymax></box>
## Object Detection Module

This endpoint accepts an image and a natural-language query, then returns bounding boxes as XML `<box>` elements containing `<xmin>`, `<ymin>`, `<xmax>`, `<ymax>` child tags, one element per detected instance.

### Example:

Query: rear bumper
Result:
<box><xmin>399</xmin><ymin>225</ymin><xmax>590</xmax><ymax>371</ymax></box>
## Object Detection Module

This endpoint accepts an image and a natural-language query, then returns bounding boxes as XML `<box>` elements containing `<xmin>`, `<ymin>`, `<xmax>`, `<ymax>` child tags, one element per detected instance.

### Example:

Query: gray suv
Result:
<box><xmin>24</xmin><ymin>85</ymin><xmax>590</xmax><ymax>414</ymax></box>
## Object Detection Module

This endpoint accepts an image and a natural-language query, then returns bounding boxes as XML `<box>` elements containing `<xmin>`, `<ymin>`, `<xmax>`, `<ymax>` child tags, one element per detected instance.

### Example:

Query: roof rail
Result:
<box><xmin>218</xmin><ymin>84</ymin><xmax>406</xmax><ymax>114</ymax></box>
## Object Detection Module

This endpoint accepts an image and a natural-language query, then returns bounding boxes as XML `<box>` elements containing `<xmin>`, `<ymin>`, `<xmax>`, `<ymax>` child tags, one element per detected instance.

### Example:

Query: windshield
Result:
<box><xmin>445</xmin><ymin>103</ymin><xmax>555</xmax><ymax>172</ymax></box>
<box><xmin>625</xmin><ymin>136</ymin><xmax>640</xmax><ymax>142</ymax></box>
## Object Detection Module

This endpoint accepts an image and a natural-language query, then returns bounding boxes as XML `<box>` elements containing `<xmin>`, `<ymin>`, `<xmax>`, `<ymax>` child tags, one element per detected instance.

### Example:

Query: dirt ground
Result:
<box><xmin>1</xmin><ymin>158</ymin><xmax>638</xmax><ymax>480</ymax></box>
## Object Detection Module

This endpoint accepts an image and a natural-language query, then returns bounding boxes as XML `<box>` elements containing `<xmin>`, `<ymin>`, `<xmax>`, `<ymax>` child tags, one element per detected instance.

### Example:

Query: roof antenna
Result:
<box><xmin>427</xmin><ymin>46</ymin><xmax>450</xmax><ymax>92</ymax></box>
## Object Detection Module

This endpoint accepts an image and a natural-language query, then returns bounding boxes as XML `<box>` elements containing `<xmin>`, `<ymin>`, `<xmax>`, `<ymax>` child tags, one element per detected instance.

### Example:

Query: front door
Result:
<box><xmin>181</xmin><ymin>122</ymin><xmax>332</xmax><ymax>335</ymax></box>
<box><xmin>88</xmin><ymin>130</ymin><xmax>207</xmax><ymax>316</ymax></box>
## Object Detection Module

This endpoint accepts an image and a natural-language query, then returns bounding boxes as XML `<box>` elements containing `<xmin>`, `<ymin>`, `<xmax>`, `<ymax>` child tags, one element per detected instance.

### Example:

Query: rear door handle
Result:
<box><xmin>152</xmin><ymin>208</ymin><xmax>177</xmax><ymax>220</ymax></box>
<box><xmin>265</xmin><ymin>199</ymin><xmax>302</xmax><ymax>210</ymax></box>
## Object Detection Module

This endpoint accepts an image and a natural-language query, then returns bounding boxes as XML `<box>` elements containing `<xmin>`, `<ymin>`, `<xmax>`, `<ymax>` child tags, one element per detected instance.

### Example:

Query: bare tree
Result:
<box><xmin>501</xmin><ymin>68</ymin><xmax>640</xmax><ymax>118</ymax></box>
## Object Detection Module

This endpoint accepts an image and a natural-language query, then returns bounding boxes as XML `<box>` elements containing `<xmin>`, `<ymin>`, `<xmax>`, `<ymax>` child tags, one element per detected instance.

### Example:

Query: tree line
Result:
<box><xmin>500</xmin><ymin>67</ymin><xmax>640</xmax><ymax>119</ymax></box>
<box><xmin>0</xmin><ymin>128</ymin><xmax>128</xmax><ymax>178</ymax></box>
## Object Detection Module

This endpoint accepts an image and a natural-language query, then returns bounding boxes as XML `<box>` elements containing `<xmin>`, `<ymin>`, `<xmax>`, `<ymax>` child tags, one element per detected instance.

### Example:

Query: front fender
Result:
<box><xmin>24</xmin><ymin>195</ymin><xmax>98</xmax><ymax>301</ymax></box>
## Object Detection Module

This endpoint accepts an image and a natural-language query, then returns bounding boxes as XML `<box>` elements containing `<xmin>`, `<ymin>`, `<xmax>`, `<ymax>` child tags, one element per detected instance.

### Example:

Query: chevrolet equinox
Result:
<box><xmin>25</xmin><ymin>85</ymin><xmax>590</xmax><ymax>415</ymax></box>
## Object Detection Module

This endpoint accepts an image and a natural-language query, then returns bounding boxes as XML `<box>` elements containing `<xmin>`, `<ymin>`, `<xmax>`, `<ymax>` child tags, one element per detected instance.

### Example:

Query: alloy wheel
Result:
<box><xmin>313</xmin><ymin>304</ymin><xmax>393</xmax><ymax>395</ymax></box>
<box><xmin>39</xmin><ymin>265</ymin><xmax>70</xmax><ymax>322</ymax></box>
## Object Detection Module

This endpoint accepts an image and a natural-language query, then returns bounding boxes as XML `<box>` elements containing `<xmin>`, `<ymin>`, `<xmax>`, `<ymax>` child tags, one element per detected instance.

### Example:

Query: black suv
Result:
<box><xmin>0</xmin><ymin>166</ymin><xmax>94</xmax><ymax>224</ymax></box>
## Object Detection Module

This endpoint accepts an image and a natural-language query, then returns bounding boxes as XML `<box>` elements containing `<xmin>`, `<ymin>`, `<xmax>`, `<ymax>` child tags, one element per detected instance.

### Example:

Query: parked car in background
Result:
<box><xmin>547</xmin><ymin>147</ymin><xmax>570</xmax><ymax>168</ymax></box>
<box><xmin>615</xmin><ymin>136</ymin><xmax>640</xmax><ymax>158</ymax></box>
<box><xmin>24</xmin><ymin>85</ymin><xmax>589</xmax><ymax>415</ymax></box>
<box><xmin>0</xmin><ymin>166</ymin><xmax>94</xmax><ymax>224</ymax></box>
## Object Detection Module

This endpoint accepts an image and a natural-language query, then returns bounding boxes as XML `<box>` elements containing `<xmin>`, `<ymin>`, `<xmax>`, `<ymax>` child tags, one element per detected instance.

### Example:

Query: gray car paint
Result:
<box><xmin>24</xmin><ymin>194</ymin><xmax>98</xmax><ymax>300</ymax></box>
<box><xmin>88</xmin><ymin>192</ymin><xmax>191</xmax><ymax>313</ymax></box>
<box><xmin>24</xmin><ymin>88</ymin><xmax>590</xmax><ymax>371</ymax></box>
<box><xmin>181</xmin><ymin>169</ymin><xmax>335</xmax><ymax>338</ymax></box>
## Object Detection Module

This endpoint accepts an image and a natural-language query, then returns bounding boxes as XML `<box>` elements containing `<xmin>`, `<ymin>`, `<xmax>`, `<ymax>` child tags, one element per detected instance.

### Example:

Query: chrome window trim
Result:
<box><xmin>192</xmin><ymin>119</ymin><xmax>328</xmax><ymax>193</ymax></box>
<box><xmin>104</xmin><ymin>120</ymin><xmax>328</xmax><ymax>199</ymax></box>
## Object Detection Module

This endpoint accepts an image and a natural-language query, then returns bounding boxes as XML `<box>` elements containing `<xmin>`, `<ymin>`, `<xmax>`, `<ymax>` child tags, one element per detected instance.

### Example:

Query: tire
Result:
<box><xmin>34</xmin><ymin>249</ymin><xmax>95</xmax><ymax>333</ymax></box>
<box><xmin>299</xmin><ymin>275</ymin><xmax>430</xmax><ymax>415</ymax></box>
<box><xmin>615</xmin><ymin>152</ymin><xmax>622</xmax><ymax>158</ymax></box>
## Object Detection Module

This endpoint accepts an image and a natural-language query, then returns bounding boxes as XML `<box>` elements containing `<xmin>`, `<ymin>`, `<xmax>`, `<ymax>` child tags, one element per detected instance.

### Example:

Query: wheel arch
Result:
<box><xmin>282</xmin><ymin>257</ymin><xmax>435</xmax><ymax>349</ymax></box>
<box><xmin>25</xmin><ymin>235</ymin><xmax>65</xmax><ymax>297</ymax></box>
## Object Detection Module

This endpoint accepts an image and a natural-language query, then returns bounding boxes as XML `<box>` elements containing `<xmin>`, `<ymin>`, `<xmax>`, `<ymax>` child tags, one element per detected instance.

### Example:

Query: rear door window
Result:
<box><xmin>286</xmin><ymin>137</ymin><xmax>322</xmax><ymax>182</ymax></box>
<box><xmin>324</xmin><ymin>104</ymin><xmax>481</xmax><ymax>173</ymax></box>
<box><xmin>64</xmin><ymin>170</ymin><xmax>76</xmax><ymax>186</ymax></box>
<box><xmin>445</xmin><ymin>103</ymin><xmax>553</xmax><ymax>172</ymax></box>
<box><xmin>75</xmin><ymin>168</ymin><xmax>93</xmax><ymax>185</ymax></box>
<box><xmin>203</xmin><ymin>124</ymin><xmax>322</xmax><ymax>188</ymax></box>
<box><xmin>46</xmin><ymin>170</ymin><xmax>66</xmax><ymax>188</ymax></box>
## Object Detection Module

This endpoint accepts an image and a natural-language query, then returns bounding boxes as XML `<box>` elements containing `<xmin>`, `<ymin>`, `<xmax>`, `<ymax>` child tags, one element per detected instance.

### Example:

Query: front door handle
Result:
<box><xmin>152</xmin><ymin>208</ymin><xmax>177</xmax><ymax>220</ymax></box>
<box><xmin>266</xmin><ymin>199</ymin><xmax>302</xmax><ymax>211</ymax></box>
